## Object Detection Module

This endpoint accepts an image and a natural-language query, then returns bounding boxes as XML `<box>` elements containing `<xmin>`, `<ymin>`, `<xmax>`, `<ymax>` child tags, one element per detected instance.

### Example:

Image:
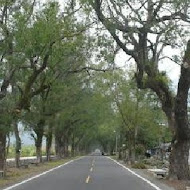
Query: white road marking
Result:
<box><xmin>108</xmin><ymin>157</ymin><xmax>163</xmax><ymax>190</ymax></box>
<box><xmin>92</xmin><ymin>159</ymin><xmax>95</xmax><ymax>167</ymax></box>
<box><xmin>85</xmin><ymin>175</ymin><xmax>91</xmax><ymax>183</ymax></box>
<box><xmin>3</xmin><ymin>157</ymin><xmax>84</xmax><ymax>190</ymax></box>
<box><xmin>90</xmin><ymin>167</ymin><xmax>93</xmax><ymax>172</ymax></box>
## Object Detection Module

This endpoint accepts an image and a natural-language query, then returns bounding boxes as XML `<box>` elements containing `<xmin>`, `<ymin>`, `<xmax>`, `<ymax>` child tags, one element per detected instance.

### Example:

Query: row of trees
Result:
<box><xmin>79</xmin><ymin>0</ymin><xmax>190</xmax><ymax>180</ymax></box>
<box><xmin>92</xmin><ymin>70</ymin><xmax>170</xmax><ymax>160</ymax></box>
<box><xmin>0</xmin><ymin>0</ymin><xmax>95</xmax><ymax>171</ymax></box>
<box><xmin>0</xmin><ymin>0</ymin><xmax>125</xmax><ymax>171</ymax></box>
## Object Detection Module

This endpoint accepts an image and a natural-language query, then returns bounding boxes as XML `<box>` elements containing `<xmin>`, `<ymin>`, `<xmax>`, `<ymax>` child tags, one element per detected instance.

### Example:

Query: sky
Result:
<box><xmin>10</xmin><ymin>123</ymin><xmax>46</xmax><ymax>146</ymax></box>
<box><xmin>115</xmin><ymin>48</ymin><xmax>180</xmax><ymax>89</ymax></box>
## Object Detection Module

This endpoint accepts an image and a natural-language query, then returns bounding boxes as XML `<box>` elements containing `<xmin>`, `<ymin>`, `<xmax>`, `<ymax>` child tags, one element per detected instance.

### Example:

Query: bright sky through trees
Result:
<box><xmin>41</xmin><ymin>0</ymin><xmax>181</xmax><ymax>88</ymax></box>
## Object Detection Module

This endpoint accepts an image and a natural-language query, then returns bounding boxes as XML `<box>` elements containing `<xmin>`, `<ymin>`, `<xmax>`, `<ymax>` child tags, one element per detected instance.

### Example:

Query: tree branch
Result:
<box><xmin>0</xmin><ymin>68</ymin><xmax>16</xmax><ymax>100</ymax></box>
<box><xmin>92</xmin><ymin>0</ymin><xmax>137</xmax><ymax>58</ymax></box>
<box><xmin>68</xmin><ymin>66</ymin><xmax>115</xmax><ymax>73</ymax></box>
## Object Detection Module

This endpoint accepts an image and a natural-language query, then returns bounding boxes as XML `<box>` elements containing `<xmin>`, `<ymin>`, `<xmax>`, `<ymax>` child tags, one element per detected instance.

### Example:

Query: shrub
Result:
<box><xmin>131</xmin><ymin>162</ymin><xmax>147</xmax><ymax>169</ymax></box>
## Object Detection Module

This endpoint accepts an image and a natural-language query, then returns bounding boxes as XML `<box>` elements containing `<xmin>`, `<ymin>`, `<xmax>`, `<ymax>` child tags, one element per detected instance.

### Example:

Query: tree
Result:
<box><xmin>0</xmin><ymin>0</ymin><xmax>94</xmax><ymax>171</ymax></box>
<box><xmin>83</xmin><ymin>0</ymin><xmax>190</xmax><ymax>180</ymax></box>
<box><xmin>96</xmin><ymin>69</ymin><xmax>168</xmax><ymax>162</ymax></box>
<box><xmin>0</xmin><ymin>99</ymin><xmax>12</xmax><ymax>172</ymax></box>
<box><xmin>53</xmin><ymin>73</ymin><xmax>92</xmax><ymax>157</ymax></box>
<box><xmin>0</xmin><ymin>0</ymin><xmax>36</xmax><ymax>172</ymax></box>
<box><xmin>10</xmin><ymin>0</ymin><xmax>74</xmax><ymax>166</ymax></box>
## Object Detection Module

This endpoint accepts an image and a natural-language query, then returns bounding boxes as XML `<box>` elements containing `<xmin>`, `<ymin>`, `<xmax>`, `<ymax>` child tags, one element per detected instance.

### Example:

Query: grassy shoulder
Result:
<box><xmin>7</xmin><ymin>146</ymin><xmax>55</xmax><ymax>158</ymax></box>
<box><xmin>0</xmin><ymin>157</ymin><xmax>80</xmax><ymax>189</ymax></box>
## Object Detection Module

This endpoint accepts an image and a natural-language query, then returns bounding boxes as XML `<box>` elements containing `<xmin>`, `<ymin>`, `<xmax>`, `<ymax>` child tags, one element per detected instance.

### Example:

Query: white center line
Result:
<box><xmin>85</xmin><ymin>175</ymin><xmax>91</xmax><ymax>184</ymax></box>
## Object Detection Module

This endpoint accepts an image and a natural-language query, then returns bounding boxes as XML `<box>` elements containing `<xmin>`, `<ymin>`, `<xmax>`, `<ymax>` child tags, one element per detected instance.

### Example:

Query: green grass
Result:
<box><xmin>7</xmin><ymin>146</ymin><xmax>55</xmax><ymax>158</ymax></box>
<box><xmin>131</xmin><ymin>162</ymin><xmax>147</xmax><ymax>169</ymax></box>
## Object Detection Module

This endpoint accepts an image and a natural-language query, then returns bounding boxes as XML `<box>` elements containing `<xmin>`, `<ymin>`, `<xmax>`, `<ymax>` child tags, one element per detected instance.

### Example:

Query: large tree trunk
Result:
<box><xmin>55</xmin><ymin>136</ymin><xmax>59</xmax><ymax>157</ymax></box>
<box><xmin>118</xmin><ymin>134</ymin><xmax>123</xmax><ymax>160</ymax></box>
<box><xmin>0</xmin><ymin>132</ymin><xmax>6</xmax><ymax>174</ymax></box>
<box><xmin>14</xmin><ymin>122</ymin><xmax>21</xmax><ymax>168</ymax></box>
<box><xmin>34</xmin><ymin>120</ymin><xmax>45</xmax><ymax>163</ymax></box>
<box><xmin>169</xmin><ymin>140</ymin><xmax>190</xmax><ymax>180</ymax></box>
<box><xmin>126</xmin><ymin>131</ymin><xmax>136</xmax><ymax>164</ymax></box>
<box><xmin>55</xmin><ymin>140</ymin><xmax>65</xmax><ymax>158</ymax></box>
<box><xmin>35</xmin><ymin>134</ymin><xmax>43</xmax><ymax>163</ymax></box>
<box><xmin>6</xmin><ymin>133</ymin><xmax>10</xmax><ymax>157</ymax></box>
<box><xmin>55</xmin><ymin>132</ymin><xmax>65</xmax><ymax>158</ymax></box>
<box><xmin>57</xmin><ymin>146</ymin><xmax>65</xmax><ymax>158</ymax></box>
<box><xmin>46</xmin><ymin>126</ymin><xmax>53</xmax><ymax>161</ymax></box>
<box><xmin>36</xmin><ymin>144</ymin><xmax>42</xmax><ymax>163</ymax></box>
<box><xmin>64</xmin><ymin>137</ymin><xmax>69</xmax><ymax>157</ymax></box>
<box><xmin>128</xmin><ymin>144</ymin><xmax>135</xmax><ymax>164</ymax></box>
<box><xmin>71</xmin><ymin>134</ymin><xmax>75</xmax><ymax>157</ymax></box>
<box><xmin>168</xmin><ymin>41</ymin><xmax>190</xmax><ymax>180</ymax></box>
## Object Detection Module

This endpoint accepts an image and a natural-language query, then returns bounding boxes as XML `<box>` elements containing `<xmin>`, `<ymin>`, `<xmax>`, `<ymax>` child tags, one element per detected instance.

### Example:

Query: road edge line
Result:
<box><xmin>108</xmin><ymin>157</ymin><xmax>163</xmax><ymax>190</ymax></box>
<box><xmin>3</xmin><ymin>156</ymin><xmax>84</xmax><ymax>190</ymax></box>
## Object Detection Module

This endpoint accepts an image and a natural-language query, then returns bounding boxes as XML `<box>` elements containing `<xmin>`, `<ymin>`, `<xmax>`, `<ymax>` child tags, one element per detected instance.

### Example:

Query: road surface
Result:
<box><xmin>4</xmin><ymin>156</ymin><xmax>162</xmax><ymax>190</ymax></box>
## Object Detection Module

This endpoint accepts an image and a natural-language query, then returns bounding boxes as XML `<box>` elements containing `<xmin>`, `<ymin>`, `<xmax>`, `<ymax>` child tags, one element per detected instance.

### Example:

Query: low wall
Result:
<box><xmin>6</xmin><ymin>156</ymin><xmax>55</xmax><ymax>167</ymax></box>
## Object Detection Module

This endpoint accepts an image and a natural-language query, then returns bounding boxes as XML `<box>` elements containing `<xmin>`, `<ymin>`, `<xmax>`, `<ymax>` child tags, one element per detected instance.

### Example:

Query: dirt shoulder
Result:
<box><xmin>0</xmin><ymin>157</ymin><xmax>79</xmax><ymax>190</ymax></box>
<box><xmin>132</xmin><ymin>168</ymin><xmax>175</xmax><ymax>190</ymax></box>
<box><xmin>163</xmin><ymin>179</ymin><xmax>190</xmax><ymax>190</ymax></box>
<box><xmin>135</xmin><ymin>169</ymin><xmax>190</xmax><ymax>190</ymax></box>
<box><xmin>110</xmin><ymin>157</ymin><xmax>187</xmax><ymax>190</ymax></box>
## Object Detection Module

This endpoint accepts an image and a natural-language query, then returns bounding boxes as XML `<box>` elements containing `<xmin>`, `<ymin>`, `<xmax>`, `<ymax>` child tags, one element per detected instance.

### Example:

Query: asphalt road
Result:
<box><xmin>5</xmin><ymin>156</ymin><xmax>162</xmax><ymax>190</ymax></box>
